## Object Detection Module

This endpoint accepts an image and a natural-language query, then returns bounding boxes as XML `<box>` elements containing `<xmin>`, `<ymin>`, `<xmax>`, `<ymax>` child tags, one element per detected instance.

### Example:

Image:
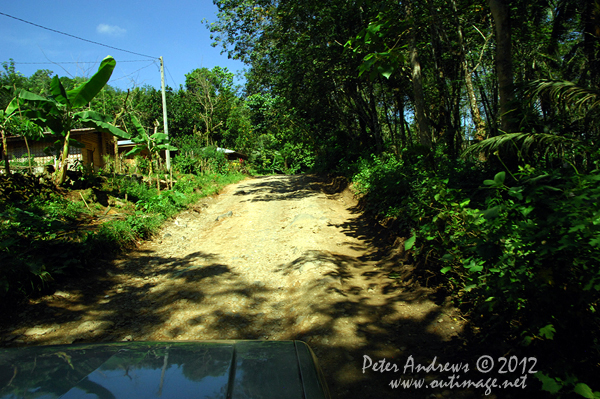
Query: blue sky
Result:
<box><xmin>0</xmin><ymin>0</ymin><xmax>246</xmax><ymax>90</ymax></box>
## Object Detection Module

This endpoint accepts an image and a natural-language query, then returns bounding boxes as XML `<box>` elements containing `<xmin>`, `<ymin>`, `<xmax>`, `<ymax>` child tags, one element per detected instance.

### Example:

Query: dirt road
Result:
<box><xmin>2</xmin><ymin>175</ymin><xmax>468</xmax><ymax>398</ymax></box>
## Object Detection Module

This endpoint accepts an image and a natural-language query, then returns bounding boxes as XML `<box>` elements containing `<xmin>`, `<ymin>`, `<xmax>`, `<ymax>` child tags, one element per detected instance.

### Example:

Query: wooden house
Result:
<box><xmin>5</xmin><ymin>128</ymin><xmax>116</xmax><ymax>173</ymax></box>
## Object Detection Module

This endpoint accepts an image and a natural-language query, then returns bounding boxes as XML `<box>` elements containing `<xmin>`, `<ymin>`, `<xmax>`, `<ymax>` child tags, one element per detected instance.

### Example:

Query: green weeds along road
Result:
<box><xmin>0</xmin><ymin>170</ymin><xmax>245</xmax><ymax>299</ymax></box>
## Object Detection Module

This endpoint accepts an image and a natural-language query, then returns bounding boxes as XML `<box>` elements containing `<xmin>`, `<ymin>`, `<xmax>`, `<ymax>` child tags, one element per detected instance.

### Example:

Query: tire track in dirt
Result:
<box><xmin>1</xmin><ymin>175</ymin><xmax>470</xmax><ymax>398</ymax></box>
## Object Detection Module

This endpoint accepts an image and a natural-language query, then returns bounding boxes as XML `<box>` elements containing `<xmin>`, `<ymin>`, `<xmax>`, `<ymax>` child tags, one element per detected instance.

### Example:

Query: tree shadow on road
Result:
<box><xmin>233</xmin><ymin>175</ymin><xmax>325</xmax><ymax>202</ymax></box>
<box><xmin>268</xmin><ymin>245</ymin><xmax>470</xmax><ymax>399</ymax></box>
<box><xmin>0</xmin><ymin>174</ymin><xmax>536</xmax><ymax>398</ymax></box>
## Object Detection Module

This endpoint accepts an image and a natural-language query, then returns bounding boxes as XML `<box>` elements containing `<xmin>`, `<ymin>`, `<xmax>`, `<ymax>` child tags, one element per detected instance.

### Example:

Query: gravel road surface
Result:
<box><xmin>2</xmin><ymin>175</ymin><xmax>470</xmax><ymax>398</ymax></box>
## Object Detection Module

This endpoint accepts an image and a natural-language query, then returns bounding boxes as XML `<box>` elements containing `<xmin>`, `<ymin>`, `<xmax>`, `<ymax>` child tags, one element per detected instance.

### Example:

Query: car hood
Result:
<box><xmin>0</xmin><ymin>340</ymin><xmax>330</xmax><ymax>399</ymax></box>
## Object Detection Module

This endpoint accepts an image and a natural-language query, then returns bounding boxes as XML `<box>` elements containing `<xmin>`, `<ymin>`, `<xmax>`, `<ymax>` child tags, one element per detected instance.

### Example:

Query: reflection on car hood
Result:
<box><xmin>0</xmin><ymin>340</ymin><xmax>330</xmax><ymax>399</ymax></box>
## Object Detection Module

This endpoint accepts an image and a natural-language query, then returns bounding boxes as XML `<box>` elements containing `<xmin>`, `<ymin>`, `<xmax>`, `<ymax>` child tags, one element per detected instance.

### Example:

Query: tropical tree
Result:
<box><xmin>185</xmin><ymin>67</ymin><xmax>237</xmax><ymax>145</ymax></box>
<box><xmin>210</xmin><ymin>0</ymin><xmax>391</xmax><ymax>159</ymax></box>
<box><xmin>0</xmin><ymin>111</ymin><xmax>43</xmax><ymax>175</ymax></box>
<box><xmin>0</xmin><ymin>89</ymin><xmax>19</xmax><ymax>174</ymax></box>
<box><xmin>10</xmin><ymin>56</ymin><xmax>130</xmax><ymax>185</ymax></box>
<box><xmin>25</xmin><ymin>69</ymin><xmax>54</xmax><ymax>95</ymax></box>
<box><xmin>465</xmin><ymin>78</ymin><xmax>600</xmax><ymax>167</ymax></box>
<box><xmin>0</xmin><ymin>60</ymin><xmax>27</xmax><ymax>109</ymax></box>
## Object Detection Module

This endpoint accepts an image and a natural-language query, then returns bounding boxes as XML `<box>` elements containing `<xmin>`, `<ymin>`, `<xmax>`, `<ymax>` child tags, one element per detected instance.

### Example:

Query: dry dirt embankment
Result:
<box><xmin>1</xmin><ymin>175</ymin><xmax>467</xmax><ymax>398</ymax></box>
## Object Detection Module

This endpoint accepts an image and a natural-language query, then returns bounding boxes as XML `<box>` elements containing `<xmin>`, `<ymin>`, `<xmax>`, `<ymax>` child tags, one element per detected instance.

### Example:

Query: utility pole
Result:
<box><xmin>160</xmin><ymin>56</ymin><xmax>171</xmax><ymax>170</ymax></box>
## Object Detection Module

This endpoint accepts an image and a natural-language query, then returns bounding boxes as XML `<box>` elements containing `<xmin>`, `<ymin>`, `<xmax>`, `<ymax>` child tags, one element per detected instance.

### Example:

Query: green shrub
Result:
<box><xmin>0</xmin><ymin>199</ymin><xmax>96</xmax><ymax>296</ymax></box>
<box><xmin>10</xmin><ymin>154</ymin><xmax>37</xmax><ymax>168</ymax></box>
<box><xmin>352</xmin><ymin>154</ymin><xmax>407</xmax><ymax>216</ymax></box>
<box><xmin>0</xmin><ymin>167</ymin><xmax>245</xmax><ymax>301</ymax></box>
<box><xmin>199</xmin><ymin>146</ymin><xmax>228</xmax><ymax>174</ymax></box>
<box><xmin>173</xmin><ymin>153</ymin><xmax>200</xmax><ymax>175</ymax></box>
<box><xmin>134</xmin><ymin>155</ymin><xmax>150</xmax><ymax>175</ymax></box>
<box><xmin>172</xmin><ymin>145</ymin><xmax>230</xmax><ymax>175</ymax></box>
<box><xmin>351</xmin><ymin>153</ymin><xmax>600</xmax><ymax>395</ymax></box>
<box><xmin>447</xmin><ymin>167</ymin><xmax>600</xmax><ymax>391</ymax></box>
<box><xmin>172</xmin><ymin>174</ymin><xmax>200</xmax><ymax>194</ymax></box>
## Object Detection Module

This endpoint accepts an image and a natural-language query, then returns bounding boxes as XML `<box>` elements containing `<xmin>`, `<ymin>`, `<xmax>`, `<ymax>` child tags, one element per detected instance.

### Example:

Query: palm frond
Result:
<box><xmin>528</xmin><ymin>79</ymin><xmax>600</xmax><ymax>116</ymax></box>
<box><xmin>462</xmin><ymin>132</ymin><xmax>579</xmax><ymax>160</ymax></box>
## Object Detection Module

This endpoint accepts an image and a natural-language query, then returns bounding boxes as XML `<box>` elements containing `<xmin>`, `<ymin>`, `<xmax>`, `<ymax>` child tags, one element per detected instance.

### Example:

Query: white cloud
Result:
<box><xmin>96</xmin><ymin>24</ymin><xmax>126</xmax><ymax>36</ymax></box>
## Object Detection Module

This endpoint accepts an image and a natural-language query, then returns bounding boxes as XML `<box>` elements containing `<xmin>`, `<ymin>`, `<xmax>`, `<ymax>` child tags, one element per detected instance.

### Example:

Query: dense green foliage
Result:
<box><xmin>206</xmin><ymin>0</ymin><xmax>600</xmax><ymax>395</ymax></box>
<box><xmin>352</xmin><ymin>153</ymin><xmax>600</xmax><ymax>391</ymax></box>
<box><xmin>0</xmin><ymin>170</ymin><xmax>244</xmax><ymax>301</ymax></box>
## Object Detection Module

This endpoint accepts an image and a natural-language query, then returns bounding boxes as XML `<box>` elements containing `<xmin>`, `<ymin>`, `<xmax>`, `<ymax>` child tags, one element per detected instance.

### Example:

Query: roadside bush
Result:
<box><xmin>173</xmin><ymin>145</ymin><xmax>229</xmax><ymax>175</ymax></box>
<box><xmin>351</xmin><ymin>153</ymin><xmax>600</xmax><ymax>396</ymax></box>
<box><xmin>173</xmin><ymin>153</ymin><xmax>200</xmax><ymax>175</ymax></box>
<box><xmin>134</xmin><ymin>155</ymin><xmax>150</xmax><ymax>175</ymax></box>
<box><xmin>311</xmin><ymin>139</ymin><xmax>349</xmax><ymax>175</ymax></box>
<box><xmin>352</xmin><ymin>154</ymin><xmax>407</xmax><ymax>217</ymax></box>
<box><xmin>10</xmin><ymin>154</ymin><xmax>37</xmax><ymax>169</ymax></box>
<box><xmin>0</xmin><ymin>196</ymin><xmax>94</xmax><ymax>296</ymax></box>
<box><xmin>0</xmin><ymin>168</ymin><xmax>245</xmax><ymax>302</ymax></box>
<box><xmin>447</xmin><ymin>167</ymin><xmax>600</xmax><ymax>394</ymax></box>
<box><xmin>172</xmin><ymin>174</ymin><xmax>200</xmax><ymax>194</ymax></box>
<box><xmin>198</xmin><ymin>146</ymin><xmax>228</xmax><ymax>174</ymax></box>
<box><xmin>173</xmin><ymin>135</ymin><xmax>232</xmax><ymax>175</ymax></box>
<box><xmin>112</xmin><ymin>174</ymin><xmax>157</xmax><ymax>203</ymax></box>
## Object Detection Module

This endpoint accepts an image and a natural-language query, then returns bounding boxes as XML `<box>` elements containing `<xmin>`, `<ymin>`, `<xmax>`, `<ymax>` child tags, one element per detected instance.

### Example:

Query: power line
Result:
<box><xmin>10</xmin><ymin>58</ymin><xmax>161</xmax><ymax>88</ymax></box>
<box><xmin>0</xmin><ymin>11</ymin><xmax>158</xmax><ymax>59</ymax></box>
<box><xmin>165</xmin><ymin>65</ymin><xmax>178</xmax><ymax>88</ymax></box>
<box><xmin>111</xmin><ymin>59</ymin><xmax>159</xmax><ymax>82</ymax></box>
<box><xmin>13</xmin><ymin>60</ymin><xmax>153</xmax><ymax>65</ymax></box>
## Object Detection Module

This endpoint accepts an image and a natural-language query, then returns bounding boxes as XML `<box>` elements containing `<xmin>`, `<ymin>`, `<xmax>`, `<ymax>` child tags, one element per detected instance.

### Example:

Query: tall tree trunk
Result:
<box><xmin>354</xmin><ymin>83</ymin><xmax>380</xmax><ymax>152</ymax></box>
<box><xmin>410</xmin><ymin>46</ymin><xmax>431</xmax><ymax>148</ymax></box>
<box><xmin>464</xmin><ymin>69</ymin><xmax>486</xmax><ymax>140</ymax></box>
<box><xmin>582</xmin><ymin>0</ymin><xmax>600</xmax><ymax>86</ymax></box>
<box><xmin>396</xmin><ymin>93</ymin><xmax>407</xmax><ymax>148</ymax></box>
<box><xmin>474</xmin><ymin>69</ymin><xmax>498</xmax><ymax>137</ymax></box>
<box><xmin>451</xmin><ymin>81</ymin><xmax>462</xmax><ymax>158</ymax></box>
<box><xmin>488</xmin><ymin>0</ymin><xmax>517</xmax><ymax>134</ymax></box>
<box><xmin>426</xmin><ymin>0</ymin><xmax>453</xmax><ymax>147</ymax></box>
<box><xmin>367</xmin><ymin>83</ymin><xmax>384</xmax><ymax>153</ymax></box>
<box><xmin>1</xmin><ymin>128</ymin><xmax>9</xmax><ymax>175</ymax></box>
<box><xmin>383</xmin><ymin>90</ymin><xmax>398</xmax><ymax>155</ymax></box>
<box><xmin>452</xmin><ymin>0</ymin><xmax>486</xmax><ymax>141</ymax></box>
<box><xmin>407</xmin><ymin>4</ymin><xmax>431</xmax><ymax>149</ymax></box>
<box><xmin>57</xmin><ymin>129</ymin><xmax>71</xmax><ymax>185</ymax></box>
<box><xmin>357</xmin><ymin>113</ymin><xmax>369</xmax><ymax>149</ymax></box>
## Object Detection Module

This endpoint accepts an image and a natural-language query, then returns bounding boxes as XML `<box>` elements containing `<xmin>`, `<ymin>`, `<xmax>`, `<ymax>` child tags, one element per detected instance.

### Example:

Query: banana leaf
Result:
<box><xmin>67</xmin><ymin>56</ymin><xmax>116</xmax><ymax>108</ymax></box>
<box><xmin>75</xmin><ymin>110</ymin><xmax>130</xmax><ymax>139</ymax></box>
<box><xmin>50</xmin><ymin>76</ymin><xmax>69</xmax><ymax>106</ymax></box>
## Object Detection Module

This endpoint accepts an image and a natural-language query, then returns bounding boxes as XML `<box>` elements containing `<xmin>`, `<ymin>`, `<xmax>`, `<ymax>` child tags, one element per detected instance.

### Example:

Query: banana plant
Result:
<box><xmin>7</xmin><ymin>56</ymin><xmax>130</xmax><ymax>185</ymax></box>
<box><xmin>0</xmin><ymin>103</ymin><xmax>17</xmax><ymax>175</ymax></box>
<box><xmin>1</xmin><ymin>86</ymin><xmax>45</xmax><ymax>175</ymax></box>
<box><xmin>126</xmin><ymin>115</ymin><xmax>177</xmax><ymax>187</ymax></box>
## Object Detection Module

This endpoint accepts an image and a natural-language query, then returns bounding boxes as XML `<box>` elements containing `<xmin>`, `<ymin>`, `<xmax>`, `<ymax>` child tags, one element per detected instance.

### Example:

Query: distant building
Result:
<box><xmin>4</xmin><ymin>130</ymin><xmax>246</xmax><ymax>174</ymax></box>
<box><xmin>5</xmin><ymin>128</ymin><xmax>115</xmax><ymax>173</ymax></box>
<box><xmin>216</xmin><ymin>147</ymin><xmax>248</xmax><ymax>161</ymax></box>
